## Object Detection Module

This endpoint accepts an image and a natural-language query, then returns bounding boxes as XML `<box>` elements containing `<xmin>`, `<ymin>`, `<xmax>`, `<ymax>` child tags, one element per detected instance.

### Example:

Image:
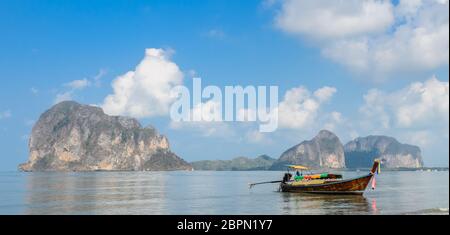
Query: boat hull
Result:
<box><xmin>280</xmin><ymin>174</ymin><xmax>374</xmax><ymax>195</ymax></box>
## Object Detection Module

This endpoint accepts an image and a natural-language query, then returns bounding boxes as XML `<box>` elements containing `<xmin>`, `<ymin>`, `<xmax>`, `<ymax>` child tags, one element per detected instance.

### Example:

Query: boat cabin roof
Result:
<box><xmin>286</xmin><ymin>165</ymin><xmax>309</xmax><ymax>170</ymax></box>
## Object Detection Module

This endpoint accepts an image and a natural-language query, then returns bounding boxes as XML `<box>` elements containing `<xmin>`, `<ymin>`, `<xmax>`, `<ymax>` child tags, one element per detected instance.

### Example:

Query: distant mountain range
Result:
<box><xmin>270</xmin><ymin>130</ymin><xmax>423</xmax><ymax>170</ymax></box>
<box><xmin>191</xmin><ymin>155</ymin><xmax>276</xmax><ymax>171</ymax></box>
<box><xmin>19</xmin><ymin>101</ymin><xmax>425</xmax><ymax>172</ymax></box>
<box><xmin>194</xmin><ymin>130</ymin><xmax>424</xmax><ymax>171</ymax></box>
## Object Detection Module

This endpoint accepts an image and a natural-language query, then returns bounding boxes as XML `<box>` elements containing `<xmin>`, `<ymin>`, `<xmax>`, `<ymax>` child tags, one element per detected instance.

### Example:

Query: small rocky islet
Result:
<box><xmin>19</xmin><ymin>101</ymin><xmax>424</xmax><ymax>172</ymax></box>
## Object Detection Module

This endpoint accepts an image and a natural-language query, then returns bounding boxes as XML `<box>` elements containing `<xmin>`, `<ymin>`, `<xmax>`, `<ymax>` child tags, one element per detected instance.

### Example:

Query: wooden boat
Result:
<box><xmin>279</xmin><ymin>160</ymin><xmax>380</xmax><ymax>195</ymax></box>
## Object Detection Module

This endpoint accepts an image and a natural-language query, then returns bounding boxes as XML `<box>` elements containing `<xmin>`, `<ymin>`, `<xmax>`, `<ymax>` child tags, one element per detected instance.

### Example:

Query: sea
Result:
<box><xmin>0</xmin><ymin>170</ymin><xmax>448</xmax><ymax>215</ymax></box>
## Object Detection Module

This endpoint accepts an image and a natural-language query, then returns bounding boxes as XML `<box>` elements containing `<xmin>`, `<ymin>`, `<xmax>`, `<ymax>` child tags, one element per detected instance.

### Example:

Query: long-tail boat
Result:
<box><xmin>280</xmin><ymin>160</ymin><xmax>380</xmax><ymax>194</ymax></box>
<box><xmin>249</xmin><ymin>160</ymin><xmax>380</xmax><ymax>195</ymax></box>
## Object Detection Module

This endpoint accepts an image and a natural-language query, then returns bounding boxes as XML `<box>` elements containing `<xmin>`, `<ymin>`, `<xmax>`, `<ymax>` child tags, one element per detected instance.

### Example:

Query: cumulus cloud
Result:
<box><xmin>273</xmin><ymin>0</ymin><xmax>449</xmax><ymax>77</ymax></box>
<box><xmin>169</xmin><ymin>85</ymin><xmax>337</xmax><ymax>137</ymax></box>
<box><xmin>360</xmin><ymin>76</ymin><xmax>449</xmax><ymax>129</ymax></box>
<box><xmin>169</xmin><ymin>99</ymin><xmax>238</xmax><ymax>138</ymax></box>
<box><xmin>314</xmin><ymin>86</ymin><xmax>338</xmax><ymax>102</ymax></box>
<box><xmin>275</xmin><ymin>0</ymin><xmax>394</xmax><ymax>39</ymax></box>
<box><xmin>102</xmin><ymin>48</ymin><xmax>183</xmax><ymax>118</ymax></box>
<box><xmin>65</xmin><ymin>78</ymin><xmax>91</xmax><ymax>90</ymax></box>
<box><xmin>395</xmin><ymin>78</ymin><xmax>449</xmax><ymax>127</ymax></box>
<box><xmin>357</xmin><ymin>76</ymin><xmax>449</xmax><ymax>165</ymax></box>
<box><xmin>278</xmin><ymin>86</ymin><xmax>337</xmax><ymax>129</ymax></box>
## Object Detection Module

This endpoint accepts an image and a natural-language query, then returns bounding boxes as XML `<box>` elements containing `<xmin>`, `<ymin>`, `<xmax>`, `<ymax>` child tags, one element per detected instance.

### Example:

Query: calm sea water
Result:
<box><xmin>0</xmin><ymin>170</ymin><xmax>448</xmax><ymax>215</ymax></box>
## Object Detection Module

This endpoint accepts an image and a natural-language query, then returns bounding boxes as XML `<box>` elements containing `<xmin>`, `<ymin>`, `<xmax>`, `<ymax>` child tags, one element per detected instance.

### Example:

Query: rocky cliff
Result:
<box><xmin>191</xmin><ymin>155</ymin><xmax>276</xmax><ymax>171</ymax></box>
<box><xmin>270</xmin><ymin>130</ymin><xmax>345</xmax><ymax>170</ymax></box>
<box><xmin>19</xmin><ymin>101</ymin><xmax>192</xmax><ymax>172</ymax></box>
<box><xmin>344</xmin><ymin>136</ymin><xmax>424</xmax><ymax>168</ymax></box>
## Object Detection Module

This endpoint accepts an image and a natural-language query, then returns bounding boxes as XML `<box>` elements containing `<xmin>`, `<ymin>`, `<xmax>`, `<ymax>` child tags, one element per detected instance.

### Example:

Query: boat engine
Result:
<box><xmin>282</xmin><ymin>173</ymin><xmax>292</xmax><ymax>183</ymax></box>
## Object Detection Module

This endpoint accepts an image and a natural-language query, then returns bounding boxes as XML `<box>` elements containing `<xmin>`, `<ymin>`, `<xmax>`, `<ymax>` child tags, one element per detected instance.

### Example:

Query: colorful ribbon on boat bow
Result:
<box><xmin>372</xmin><ymin>161</ymin><xmax>381</xmax><ymax>190</ymax></box>
<box><xmin>371</xmin><ymin>176</ymin><xmax>376</xmax><ymax>190</ymax></box>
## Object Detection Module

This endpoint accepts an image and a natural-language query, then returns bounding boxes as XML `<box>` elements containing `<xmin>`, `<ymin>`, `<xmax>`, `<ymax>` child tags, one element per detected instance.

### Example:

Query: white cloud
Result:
<box><xmin>65</xmin><ymin>78</ymin><xmax>91</xmax><ymax>90</ymax></box>
<box><xmin>53</xmin><ymin>90</ymin><xmax>74</xmax><ymax>104</ymax></box>
<box><xmin>261</xmin><ymin>0</ymin><xmax>280</xmax><ymax>9</ymax></box>
<box><xmin>191</xmin><ymin>100</ymin><xmax>223</xmax><ymax>122</ymax></box>
<box><xmin>102</xmin><ymin>48</ymin><xmax>183</xmax><ymax>118</ymax></box>
<box><xmin>278</xmin><ymin>86</ymin><xmax>337</xmax><ymax>129</ymax></box>
<box><xmin>169</xmin><ymin>85</ymin><xmax>335</xmax><ymax>137</ymax></box>
<box><xmin>54</xmin><ymin>91</ymin><xmax>74</xmax><ymax>104</ymax></box>
<box><xmin>275</xmin><ymin>0</ymin><xmax>394</xmax><ymax>39</ymax></box>
<box><xmin>360</xmin><ymin>76</ymin><xmax>449</xmax><ymax>129</ymax></box>
<box><xmin>169</xmin><ymin>100</ymin><xmax>237</xmax><ymax>138</ymax></box>
<box><xmin>322</xmin><ymin>38</ymin><xmax>372</xmax><ymax>72</ymax></box>
<box><xmin>55</xmin><ymin>79</ymin><xmax>88</xmax><ymax>104</ymax></box>
<box><xmin>314</xmin><ymin>86</ymin><xmax>338</xmax><ymax>102</ymax></box>
<box><xmin>323</xmin><ymin>111</ymin><xmax>343</xmax><ymax>131</ymax></box>
<box><xmin>297</xmin><ymin>76</ymin><xmax>448</xmax><ymax>165</ymax></box>
<box><xmin>400</xmin><ymin>130</ymin><xmax>433</xmax><ymax>148</ymax></box>
<box><xmin>395</xmin><ymin>0</ymin><xmax>423</xmax><ymax>17</ymax></box>
<box><xmin>359</xmin><ymin>89</ymin><xmax>391</xmax><ymax>129</ymax></box>
<box><xmin>395</xmin><ymin>78</ymin><xmax>449</xmax><ymax>127</ymax></box>
<box><xmin>54</xmin><ymin>69</ymin><xmax>107</xmax><ymax>104</ymax></box>
<box><xmin>0</xmin><ymin>110</ymin><xmax>12</xmax><ymax>120</ymax></box>
<box><xmin>273</xmin><ymin>0</ymin><xmax>449</xmax><ymax>77</ymax></box>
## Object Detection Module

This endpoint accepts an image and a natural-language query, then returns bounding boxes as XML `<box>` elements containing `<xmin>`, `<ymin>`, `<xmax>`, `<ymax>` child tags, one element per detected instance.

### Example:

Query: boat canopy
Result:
<box><xmin>286</xmin><ymin>165</ymin><xmax>309</xmax><ymax>170</ymax></box>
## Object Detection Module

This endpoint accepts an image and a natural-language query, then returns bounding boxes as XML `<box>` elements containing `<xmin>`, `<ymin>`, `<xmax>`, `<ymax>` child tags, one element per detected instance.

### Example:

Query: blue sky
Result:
<box><xmin>0</xmin><ymin>0</ymin><xmax>448</xmax><ymax>171</ymax></box>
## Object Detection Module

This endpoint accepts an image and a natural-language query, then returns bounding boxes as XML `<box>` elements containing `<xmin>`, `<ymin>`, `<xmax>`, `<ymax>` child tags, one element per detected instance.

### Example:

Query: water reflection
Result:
<box><xmin>281</xmin><ymin>193</ymin><xmax>374</xmax><ymax>215</ymax></box>
<box><xmin>4</xmin><ymin>171</ymin><xmax>444</xmax><ymax>215</ymax></box>
<box><xmin>371</xmin><ymin>199</ymin><xmax>378</xmax><ymax>214</ymax></box>
<box><xmin>24</xmin><ymin>172</ymin><xmax>168</xmax><ymax>214</ymax></box>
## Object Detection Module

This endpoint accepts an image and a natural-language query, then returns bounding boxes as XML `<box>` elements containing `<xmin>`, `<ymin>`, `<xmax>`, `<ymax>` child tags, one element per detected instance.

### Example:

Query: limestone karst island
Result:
<box><xmin>19</xmin><ymin>101</ymin><xmax>192</xmax><ymax>172</ymax></box>
<box><xmin>20</xmin><ymin>101</ymin><xmax>424</xmax><ymax>172</ymax></box>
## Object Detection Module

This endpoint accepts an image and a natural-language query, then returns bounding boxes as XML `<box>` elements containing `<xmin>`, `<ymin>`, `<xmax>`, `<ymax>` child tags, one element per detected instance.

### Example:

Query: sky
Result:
<box><xmin>0</xmin><ymin>0</ymin><xmax>448</xmax><ymax>171</ymax></box>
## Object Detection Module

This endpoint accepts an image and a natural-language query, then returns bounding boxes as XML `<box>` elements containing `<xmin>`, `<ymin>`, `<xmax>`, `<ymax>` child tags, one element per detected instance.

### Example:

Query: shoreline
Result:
<box><xmin>7</xmin><ymin>167</ymin><xmax>449</xmax><ymax>173</ymax></box>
